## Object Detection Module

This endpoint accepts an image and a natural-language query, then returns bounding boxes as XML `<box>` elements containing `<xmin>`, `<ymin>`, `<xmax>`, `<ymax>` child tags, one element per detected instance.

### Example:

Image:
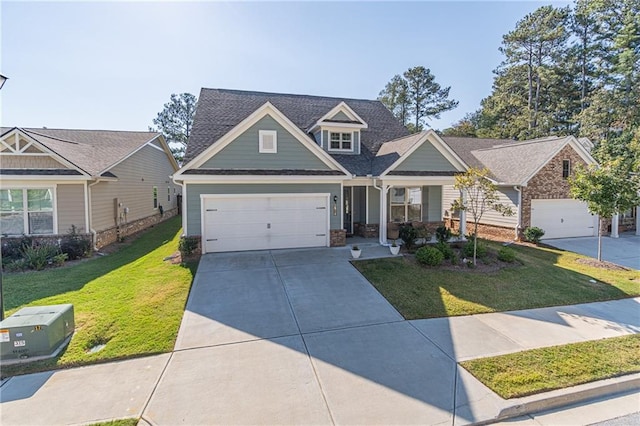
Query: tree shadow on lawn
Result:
<box><xmin>3</xmin><ymin>217</ymin><xmax>185</xmax><ymax>311</ymax></box>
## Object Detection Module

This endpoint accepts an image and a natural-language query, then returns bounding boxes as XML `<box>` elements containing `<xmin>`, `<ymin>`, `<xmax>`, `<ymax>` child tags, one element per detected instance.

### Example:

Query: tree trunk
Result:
<box><xmin>527</xmin><ymin>48</ymin><xmax>533</xmax><ymax>130</ymax></box>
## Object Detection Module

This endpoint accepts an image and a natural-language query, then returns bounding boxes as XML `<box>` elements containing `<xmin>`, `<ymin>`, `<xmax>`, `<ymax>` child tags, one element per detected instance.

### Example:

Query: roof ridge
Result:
<box><xmin>23</xmin><ymin>127</ymin><xmax>158</xmax><ymax>134</ymax></box>
<box><xmin>471</xmin><ymin>136</ymin><xmax>566</xmax><ymax>152</ymax></box>
<box><xmin>23</xmin><ymin>129</ymin><xmax>80</xmax><ymax>145</ymax></box>
<box><xmin>203</xmin><ymin>87</ymin><xmax>382</xmax><ymax>104</ymax></box>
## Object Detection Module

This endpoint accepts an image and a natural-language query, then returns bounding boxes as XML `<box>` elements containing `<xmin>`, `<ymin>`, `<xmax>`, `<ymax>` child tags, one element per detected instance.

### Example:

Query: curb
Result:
<box><xmin>475</xmin><ymin>373</ymin><xmax>640</xmax><ymax>425</ymax></box>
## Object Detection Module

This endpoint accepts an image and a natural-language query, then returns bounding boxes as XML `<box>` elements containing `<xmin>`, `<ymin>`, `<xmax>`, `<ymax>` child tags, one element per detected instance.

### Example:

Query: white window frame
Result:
<box><xmin>0</xmin><ymin>187</ymin><xmax>57</xmax><ymax>236</ymax></box>
<box><xmin>389</xmin><ymin>187</ymin><xmax>422</xmax><ymax>223</ymax></box>
<box><xmin>259</xmin><ymin>130</ymin><xmax>278</xmax><ymax>153</ymax></box>
<box><xmin>328</xmin><ymin>131</ymin><xmax>353</xmax><ymax>152</ymax></box>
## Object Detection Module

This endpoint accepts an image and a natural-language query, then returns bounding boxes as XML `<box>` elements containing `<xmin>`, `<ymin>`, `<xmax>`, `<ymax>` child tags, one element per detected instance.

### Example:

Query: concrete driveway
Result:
<box><xmin>545</xmin><ymin>233</ymin><xmax>640</xmax><ymax>270</ymax></box>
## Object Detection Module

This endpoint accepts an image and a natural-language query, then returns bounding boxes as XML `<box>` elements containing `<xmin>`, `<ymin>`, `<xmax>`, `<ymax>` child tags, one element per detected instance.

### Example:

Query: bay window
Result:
<box><xmin>390</xmin><ymin>187</ymin><xmax>422</xmax><ymax>223</ymax></box>
<box><xmin>0</xmin><ymin>188</ymin><xmax>54</xmax><ymax>235</ymax></box>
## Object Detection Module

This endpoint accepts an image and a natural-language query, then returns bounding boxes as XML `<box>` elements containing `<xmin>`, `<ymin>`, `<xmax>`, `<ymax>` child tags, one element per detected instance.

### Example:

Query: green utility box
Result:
<box><xmin>0</xmin><ymin>304</ymin><xmax>74</xmax><ymax>363</ymax></box>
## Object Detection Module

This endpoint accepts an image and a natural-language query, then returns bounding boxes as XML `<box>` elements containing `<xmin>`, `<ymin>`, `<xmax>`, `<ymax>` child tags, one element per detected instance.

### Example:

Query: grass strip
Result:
<box><xmin>354</xmin><ymin>241</ymin><xmax>639</xmax><ymax>319</ymax></box>
<box><xmin>2</xmin><ymin>216</ymin><xmax>197</xmax><ymax>377</ymax></box>
<box><xmin>461</xmin><ymin>335</ymin><xmax>640</xmax><ymax>399</ymax></box>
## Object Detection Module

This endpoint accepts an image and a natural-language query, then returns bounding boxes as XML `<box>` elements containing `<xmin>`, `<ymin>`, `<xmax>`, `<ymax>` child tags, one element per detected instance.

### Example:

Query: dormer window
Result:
<box><xmin>259</xmin><ymin>130</ymin><xmax>277</xmax><ymax>153</ymax></box>
<box><xmin>330</xmin><ymin>132</ymin><xmax>352</xmax><ymax>151</ymax></box>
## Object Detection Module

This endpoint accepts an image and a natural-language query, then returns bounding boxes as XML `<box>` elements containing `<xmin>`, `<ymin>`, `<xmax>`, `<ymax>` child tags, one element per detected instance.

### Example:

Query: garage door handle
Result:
<box><xmin>267</xmin><ymin>223</ymin><xmax>271</xmax><ymax>229</ymax></box>
<box><xmin>206</xmin><ymin>239</ymin><xmax>217</xmax><ymax>241</ymax></box>
<box><xmin>316</xmin><ymin>207</ymin><xmax>326</xmax><ymax>209</ymax></box>
<box><xmin>206</xmin><ymin>209</ymin><xmax>218</xmax><ymax>212</ymax></box>
<box><xmin>316</xmin><ymin>234</ymin><xmax>326</xmax><ymax>237</ymax></box>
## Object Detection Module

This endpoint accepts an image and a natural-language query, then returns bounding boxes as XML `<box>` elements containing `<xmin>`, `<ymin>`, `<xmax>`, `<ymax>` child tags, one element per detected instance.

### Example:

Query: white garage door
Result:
<box><xmin>202</xmin><ymin>194</ymin><xmax>329</xmax><ymax>253</ymax></box>
<box><xmin>531</xmin><ymin>199</ymin><xmax>597</xmax><ymax>239</ymax></box>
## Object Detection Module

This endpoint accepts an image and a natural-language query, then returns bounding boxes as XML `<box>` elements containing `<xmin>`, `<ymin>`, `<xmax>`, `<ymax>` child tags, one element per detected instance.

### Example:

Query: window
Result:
<box><xmin>259</xmin><ymin>130</ymin><xmax>277</xmax><ymax>153</ymax></box>
<box><xmin>0</xmin><ymin>188</ymin><xmax>54</xmax><ymax>235</ymax></box>
<box><xmin>390</xmin><ymin>187</ymin><xmax>422</xmax><ymax>223</ymax></box>
<box><xmin>562</xmin><ymin>160</ymin><xmax>571</xmax><ymax>179</ymax></box>
<box><xmin>329</xmin><ymin>132</ymin><xmax>352</xmax><ymax>150</ymax></box>
<box><xmin>153</xmin><ymin>186</ymin><xmax>158</xmax><ymax>209</ymax></box>
<box><xmin>167</xmin><ymin>187</ymin><xmax>171</xmax><ymax>202</ymax></box>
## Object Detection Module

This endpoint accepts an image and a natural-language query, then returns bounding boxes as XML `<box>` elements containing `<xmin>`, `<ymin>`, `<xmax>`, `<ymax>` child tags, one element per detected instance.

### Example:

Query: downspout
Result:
<box><xmin>372</xmin><ymin>178</ymin><xmax>390</xmax><ymax>246</ymax></box>
<box><xmin>88</xmin><ymin>179</ymin><xmax>101</xmax><ymax>250</ymax></box>
<box><xmin>173</xmin><ymin>179</ymin><xmax>186</xmax><ymax>235</ymax></box>
<box><xmin>514</xmin><ymin>186</ymin><xmax>522</xmax><ymax>240</ymax></box>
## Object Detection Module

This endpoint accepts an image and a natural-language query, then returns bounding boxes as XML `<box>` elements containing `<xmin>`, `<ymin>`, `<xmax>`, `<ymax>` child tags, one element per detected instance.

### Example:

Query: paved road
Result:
<box><xmin>545</xmin><ymin>233</ymin><xmax>640</xmax><ymax>270</ymax></box>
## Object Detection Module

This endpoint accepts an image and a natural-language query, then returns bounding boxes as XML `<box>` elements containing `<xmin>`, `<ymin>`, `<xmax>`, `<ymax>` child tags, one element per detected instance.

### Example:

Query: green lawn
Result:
<box><xmin>461</xmin><ymin>334</ymin><xmax>640</xmax><ymax>399</ymax></box>
<box><xmin>354</xmin><ymin>241</ymin><xmax>640</xmax><ymax>319</ymax></box>
<box><xmin>2</xmin><ymin>216</ymin><xmax>197</xmax><ymax>377</ymax></box>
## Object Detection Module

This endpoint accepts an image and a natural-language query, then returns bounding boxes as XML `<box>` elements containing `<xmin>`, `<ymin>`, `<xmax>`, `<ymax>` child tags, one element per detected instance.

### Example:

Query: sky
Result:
<box><xmin>0</xmin><ymin>0</ymin><xmax>571</xmax><ymax>132</ymax></box>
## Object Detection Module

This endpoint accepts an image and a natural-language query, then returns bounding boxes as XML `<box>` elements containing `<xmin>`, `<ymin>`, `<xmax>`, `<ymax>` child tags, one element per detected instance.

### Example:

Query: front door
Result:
<box><xmin>343</xmin><ymin>187</ymin><xmax>352</xmax><ymax>235</ymax></box>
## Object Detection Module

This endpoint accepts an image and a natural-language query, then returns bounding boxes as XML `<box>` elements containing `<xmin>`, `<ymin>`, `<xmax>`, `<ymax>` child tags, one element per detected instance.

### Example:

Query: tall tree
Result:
<box><xmin>379</xmin><ymin>66</ymin><xmax>458</xmax><ymax>133</ymax></box>
<box><xmin>152</xmin><ymin>93</ymin><xmax>197</xmax><ymax>163</ymax></box>
<box><xmin>441</xmin><ymin>111</ymin><xmax>482</xmax><ymax>137</ymax></box>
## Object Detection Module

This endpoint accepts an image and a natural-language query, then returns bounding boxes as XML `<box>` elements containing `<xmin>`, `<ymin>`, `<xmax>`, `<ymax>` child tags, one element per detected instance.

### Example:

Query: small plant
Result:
<box><xmin>352</xmin><ymin>245</ymin><xmax>360</xmax><ymax>251</ymax></box>
<box><xmin>179</xmin><ymin>236</ymin><xmax>199</xmax><ymax>257</ymax></box>
<box><xmin>52</xmin><ymin>252</ymin><xmax>69</xmax><ymax>267</ymax></box>
<box><xmin>19</xmin><ymin>243</ymin><xmax>61</xmax><ymax>271</ymax></box>
<box><xmin>4</xmin><ymin>258</ymin><xmax>28</xmax><ymax>272</ymax></box>
<box><xmin>399</xmin><ymin>225</ymin><xmax>418</xmax><ymax>249</ymax></box>
<box><xmin>391</xmin><ymin>240</ymin><xmax>398</xmax><ymax>247</ymax></box>
<box><xmin>463</xmin><ymin>239</ymin><xmax>487</xmax><ymax>259</ymax></box>
<box><xmin>416</xmin><ymin>246</ymin><xmax>444</xmax><ymax>266</ymax></box>
<box><xmin>435</xmin><ymin>225</ymin><xmax>452</xmax><ymax>244</ymax></box>
<box><xmin>524</xmin><ymin>226</ymin><xmax>545</xmax><ymax>244</ymax></box>
<box><xmin>498</xmin><ymin>246</ymin><xmax>517</xmax><ymax>263</ymax></box>
<box><xmin>435</xmin><ymin>241</ymin><xmax>455</xmax><ymax>260</ymax></box>
<box><xmin>60</xmin><ymin>225</ymin><xmax>92</xmax><ymax>260</ymax></box>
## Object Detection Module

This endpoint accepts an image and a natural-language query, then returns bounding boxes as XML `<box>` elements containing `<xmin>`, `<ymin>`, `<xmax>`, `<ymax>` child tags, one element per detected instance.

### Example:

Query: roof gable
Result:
<box><xmin>310</xmin><ymin>101</ymin><xmax>369</xmax><ymax>131</ymax></box>
<box><xmin>177</xmin><ymin>102</ymin><xmax>351</xmax><ymax>178</ymax></box>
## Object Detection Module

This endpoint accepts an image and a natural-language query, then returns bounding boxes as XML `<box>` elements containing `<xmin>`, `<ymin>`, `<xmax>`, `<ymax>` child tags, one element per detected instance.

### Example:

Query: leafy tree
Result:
<box><xmin>569</xmin><ymin>155</ymin><xmax>640</xmax><ymax>261</ymax></box>
<box><xmin>441</xmin><ymin>111</ymin><xmax>482</xmax><ymax>137</ymax></box>
<box><xmin>379</xmin><ymin>66</ymin><xmax>458</xmax><ymax>133</ymax></box>
<box><xmin>451</xmin><ymin>168</ymin><xmax>514</xmax><ymax>265</ymax></box>
<box><xmin>151</xmin><ymin>93</ymin><xmax>197</xmax><ymax>163</ymax></box>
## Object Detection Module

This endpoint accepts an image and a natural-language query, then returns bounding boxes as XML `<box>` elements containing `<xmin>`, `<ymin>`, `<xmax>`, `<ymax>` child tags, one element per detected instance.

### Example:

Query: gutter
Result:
<box><xmin>88</xmin><ymin>179</ymin><xmax>101</xmax><ymax>250</ymax></box>
<box><xmin>372</xmin><ymin>177</ymin><xmax>390</xmax><ymax>246</ymax></box>
<box><xmin>514</xmin><ymin>185</ymin><xmax>522</xmax><ymax>240</ymax></box>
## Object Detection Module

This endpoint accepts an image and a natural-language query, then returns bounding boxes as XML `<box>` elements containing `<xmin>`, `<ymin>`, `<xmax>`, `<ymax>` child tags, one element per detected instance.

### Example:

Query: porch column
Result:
<box><xmin>636</xmin><ymin>206</ymin><xmax>640</xmax><ymax>236</ymax></box>
<box><xmin>611</xmin><ymin>214</ymin><xmax>619</xmax><ymax>238</ymax></box>
<box><xmin>459</xmin><ymin>189</ymin><xmax>467</xmax><ymax>238</ymax></box>
<box><xmin>379</xmin><ymin>184</ymin><xmax>390</xmax><ymax>245</ymax></box>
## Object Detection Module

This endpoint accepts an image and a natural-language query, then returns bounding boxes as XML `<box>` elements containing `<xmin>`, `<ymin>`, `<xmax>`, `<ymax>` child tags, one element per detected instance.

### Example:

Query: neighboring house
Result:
<box><xmin>441</xmin><ymin>135</ymin><xmax>624</xmax><ymax>240</ymax></box>
<box><xmin>0</xmin><ymin>127</ymin><xmax>180</xmax><ymax>248</ymax></box>
<box><xmin>173</xmin><ymin>88</ymin><xmax>468</xmax><ymax>253</ymax></box>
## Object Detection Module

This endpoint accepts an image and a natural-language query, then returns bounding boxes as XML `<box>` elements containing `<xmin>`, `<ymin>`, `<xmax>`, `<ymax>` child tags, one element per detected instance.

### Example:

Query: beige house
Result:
<box><xmin>0</xmin><ymin>127</ymin><xmax>180</xmax><ymax>248</ymax></box>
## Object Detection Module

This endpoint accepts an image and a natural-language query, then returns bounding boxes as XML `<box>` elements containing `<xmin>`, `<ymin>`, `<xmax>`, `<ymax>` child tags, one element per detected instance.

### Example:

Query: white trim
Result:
<box><xmin>340</xmin><ymin>182</ymin><xmax>344</xmax><ymax>230</ymax></box>
<box><xmin>178</xmin><ymin>175</ymin><xmax>346</xmax><ymax>184</ymax></box>
<box><xmin>175</xmin><ymin>102</ymin><xmax>351</xmax><ymax>178</ymax></box>
<box><xmin>0</xmin><ymin>186</ymin><xmax>58</xmax><ymax>236</ymax></box>
<box><xmin>365</xmin><ymin>185</ymin><xmax>369</xmax><ymax>224</ymax></box>
<box><xmin>380</xmin><ymin>130</ymin><xmax>467</xmax><ymax>176</ymax></box>
<box><xmin>258</xmin><ymin>130</ymin><xmax>278</xmax><ymax>153</ymax></box>
<box><xmin>0</xmin><ymin>175</ymin><xmax>90</xmax><ymax>182</ymax></box>
<box><xmin>182</xmin><ymin>183</ymin><xmax>188</xmax><ymax>235</ymax></box>
<box><xmin>379</xmin><ymin>177</ymin><xmax>456</xmax><ymax>186</ymax></box>
<box><xmin>309</xmin><ymin>101</ymin><xmax>369</xmax><ymax>132</ymax></box>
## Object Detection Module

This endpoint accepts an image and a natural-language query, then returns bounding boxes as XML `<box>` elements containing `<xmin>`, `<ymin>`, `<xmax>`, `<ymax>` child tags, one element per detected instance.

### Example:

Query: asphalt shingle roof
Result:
<box><xmin>1</xmin><ymin>127</ymin><xmax>161</xmax><ymax>176</ymax></box>
<box><xmin>185</xmin><ymin>88</ymin><xmax>410</xmax><ymax>175</ymax></box>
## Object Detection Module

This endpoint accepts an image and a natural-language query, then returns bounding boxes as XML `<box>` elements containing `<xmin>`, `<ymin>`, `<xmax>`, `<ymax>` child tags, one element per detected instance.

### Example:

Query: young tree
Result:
<box><xmin>451</xmin><ymin>168</ymin><xmax>514</xmax><ymax>265</ymax></box>
<box><xmin>379</xmin><ymin>66</ymin><xmax>458</xmax><ymax>133</ymax></box>
<box><xmin>569</xmin><ymin>156</ymin><xmax>640</xmax><ymax>261</ymax></box>
<box><xmin>152</xmin><ymin>93</ymin><xmax>197</xmax><ymax>163</ymax></box>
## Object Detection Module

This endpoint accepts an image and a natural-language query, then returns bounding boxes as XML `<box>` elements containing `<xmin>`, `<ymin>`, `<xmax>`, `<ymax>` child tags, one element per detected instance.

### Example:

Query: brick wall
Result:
<box><xmin>95</xmin><ymin>207</ymin><xmax>178</xmax><ymax>248</ymax></box>
<box><xmin>353</xmin><ymin>223</ymin><xmax>379</xmax><ymax>238</ymax></box>
<box><xmin>447</xmin><ymin>218</ymin><xmax>517</xmax><ymax>241</ymax></box>
<box><xmin>520</xmin><ymin>144</ymin><xmax>589</xmax><ymax>235</ymax></box>
<box><xmin>330</xmin><ymin>229</ymin><xmax>346</xmax><ymax>247</ymax></box>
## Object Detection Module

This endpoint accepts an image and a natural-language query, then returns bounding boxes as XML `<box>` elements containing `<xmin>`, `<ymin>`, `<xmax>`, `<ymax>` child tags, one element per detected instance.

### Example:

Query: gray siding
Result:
<box><xmin>441</xmin><ymin>184</ymin><xmax>518</xmax><ymax>227</ymax></box>
<box><xmin>185</xmin><ymin>183</ymin><xmax>342</xmax><ymax>236</ymax></box>
<box><xmin>91</xmin><ymin>144</ymin><xmax>178</xmax><ymax>231</ymax></box>
<box><xmin>367</xmin><ymin>186</ymin><xmax>380</xmax><ymax>224</ymax></box>
<box><xmin>57</xmin><ymin>184</ymin><xmax>86</xmax><ymax>233</ymax></box>
<box><xmin>330</xmin><ymin>111</ymin><xmax>351</xmax><ymax>121</ymax></box>
<box><xmin>313</xmin><ymin>131</ymin><xmax>322</xmax><ymax>147</ymax></box>
<box><xmin>199</xmin><ymin>115</ymin><xmax>331</xmax><ymax>170</ymax></box>
<box><xmin>423</xmin><ymin>186</ymin><xmax>442</xmax><ymax>222</ymax></box>
<box><xmin>394</xmin><ymin>141</ymin><xmax>458</xmax><ymax>172</ymax></box>
<box><xmin>1</xmin><ymin>155</ymin><xmax>68</xmax><ymax>169</ymax></box>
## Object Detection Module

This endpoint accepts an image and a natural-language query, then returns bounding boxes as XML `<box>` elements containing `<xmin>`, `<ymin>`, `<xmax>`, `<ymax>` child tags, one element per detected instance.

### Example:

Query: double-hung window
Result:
<box><xmin>390</xmin><ymin>187</ymin><xmax>422</xmax><ymax>223</ymax></box>
<box><xmin>0</xmin><ymin>188</ymin><xmax>54</xmax><ymax>235</ymax></box>
<box><xmin>329</xmin><ymin>132</ymin><xmax>352</xmax><ymax>151</ymax></box>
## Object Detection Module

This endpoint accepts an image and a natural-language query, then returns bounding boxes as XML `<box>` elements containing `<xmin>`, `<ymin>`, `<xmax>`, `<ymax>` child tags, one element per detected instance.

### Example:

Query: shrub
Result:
<box><xmin>179</xmin><ymin>236</ymin><xmax>200</xmax><ymax>257</ymax></box>
<box><xmin>1</xmin><ymin>235</ymin><xmax>33</xmax><ymax>261</ymax></box>
<box><xmin>435</xmin><ymin>225</ymin><xmax>452</xmax><ymax>244</ymax></box>
<box><xmin>52</xmin><ymin>253</ymin><xmax>69</xmax><ymax>267</ymax></box>
<box><xmin>60</xmin><ymin>225</ymin><xmax>92</xmax><ymax>260</ymax></box>
<box><xmin>20</xmin><ymin>243</ymin><xmax>61</xmax><ymax>271</ymax></box>
<box><xmin>524</xmin><ymin>226</ymin><xmax>545</xmax><ymax>244</ymax></box>
<box><xmin>4</xmin><ymin>258</ymin><xmax>28</xmax><ymax>272</ymax></box>
<box><xmin>399</xmin><ymin>225</ymin><xmax>418</xmax><ymax>249</ymax></box>
<box><xmin>416</xmin><ymin>246</ymin><xmax>444</xmax><ymax>266</ymax></box>
<box><xmin>435</xmin><ymin>241</ymin><xmax>455</xmax><ymax>260</ymax></box>
<box><xmin>463</xmin><ymin>239</ymin><xmax>487</xmax><ymax>259</ymax></box>
<box><xmin>498</xmin><ymin>246</ymin><xmax>517</xmax><ymax>263</ymax></box>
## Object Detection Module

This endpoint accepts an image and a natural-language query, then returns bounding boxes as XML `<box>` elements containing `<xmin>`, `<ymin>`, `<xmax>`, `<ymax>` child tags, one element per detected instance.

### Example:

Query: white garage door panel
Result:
<box><xmin>203</xmin><ymin>195</ymin><xmax>329</xmax><ymax>253</ymax></box>
<box><xmin>531</xmin><ymin>199</ymin><xmax>596</xmax><ymax>239</ymax></box>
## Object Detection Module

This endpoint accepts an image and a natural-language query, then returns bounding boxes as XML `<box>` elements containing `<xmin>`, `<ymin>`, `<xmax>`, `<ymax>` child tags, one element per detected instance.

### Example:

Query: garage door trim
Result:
<box><xmin>200</xmin><ymin>193</ymin><xmax>331</xmax><ymax>253</ymax></box>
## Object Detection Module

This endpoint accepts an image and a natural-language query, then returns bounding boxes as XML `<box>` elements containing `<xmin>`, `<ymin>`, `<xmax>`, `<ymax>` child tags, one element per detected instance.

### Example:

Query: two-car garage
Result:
<box><xmin>530</xmin><ymin>199</ymin><xmax>597</xmax><ymax>239</ymax></box>
<box><xmin>201</xmin><ymin>194</ymin><xmax>330</xmax><ymax>253</ymax></box>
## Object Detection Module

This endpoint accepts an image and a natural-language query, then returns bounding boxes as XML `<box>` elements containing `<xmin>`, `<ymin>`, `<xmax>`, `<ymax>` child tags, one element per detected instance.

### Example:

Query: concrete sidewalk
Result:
<box><xmin>2</xmin><ymin>297</ymin><xmax>638</xmax><ymax>425</ymax></box>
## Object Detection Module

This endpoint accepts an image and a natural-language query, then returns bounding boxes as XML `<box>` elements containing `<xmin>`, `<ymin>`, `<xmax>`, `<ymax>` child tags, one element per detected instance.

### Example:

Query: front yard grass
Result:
<box><xmin>354</xmin><ymin>240</ymin><xmax>639</xmax><ymax>319</ymax></box>
<box><xmin>2</xmin><ymin>216</ymin><xmax>197</xmax><ymax>377</ymax></box>
<box><xmin>461</xmin><ymin>334</ymin><xmax>640</xmax><ymax>399</ymax></box>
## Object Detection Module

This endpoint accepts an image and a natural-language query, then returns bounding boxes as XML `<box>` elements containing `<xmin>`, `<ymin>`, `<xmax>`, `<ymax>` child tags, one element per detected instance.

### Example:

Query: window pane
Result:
<box><xmin>1</xmin><ymin>212</ymin><xmax>24</xmax><ymax>235</ymax></box>
<box><xmin>153</xmin><ymin>187</ymin><xmax>158</xmax><ymax>208</ymax></box>
<box><xmin>330</xmin><ymin>133</ymin><xmax>340</xmax><ymax>149</ymax></box>
<box><xmin>28</xmin><ymin>212</ymin><xmax>53</xmax><ymax>234</ymax></box>
<box><xmin>0</xmin><ymin>189</ymin><xmax>24</xmax><ymax>212</ymax></box>
<box><xmin>408</xmin><ymin>204</ymin><xmax>422</xmax><ymax>222</ymax></box>
<box><xmin>27</xmin><ymin>189</ymin><xmax>53</xmax><ymax>211</ymax></box>
<box><xmin>391</xmin><ymin>188</ymin><xmax>405</xmax><ymax>204</ymax></box>
<box><xmin>390</xmin><ymin>206</ymin><xmax>406</xmax><ymax>223</ymax></box>
<box><xmin>408</xmin><ymin>187</ymin><xmax>422</xmax><ymax>204</ymax></box>
<box><xmin>341</xmin><ymin>133</ymin><xmax>351</xmax><ymax>141</ymax></box>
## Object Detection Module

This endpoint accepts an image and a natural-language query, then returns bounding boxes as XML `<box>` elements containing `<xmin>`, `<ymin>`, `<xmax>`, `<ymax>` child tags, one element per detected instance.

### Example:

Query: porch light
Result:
<box><xmin>0</xmin><ymin>74</ymin><xmax>7</xmax><ymax>90</ymax></box>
